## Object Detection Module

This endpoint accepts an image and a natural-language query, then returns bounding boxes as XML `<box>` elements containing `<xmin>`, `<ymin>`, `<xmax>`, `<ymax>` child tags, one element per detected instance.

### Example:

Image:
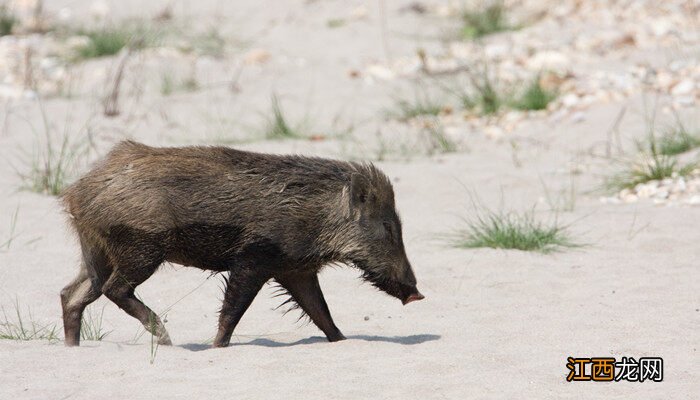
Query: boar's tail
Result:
<box><xmin>60</xmin><ymin>182</ymin><xmax>80</xmax><ymax>227</ymax></box>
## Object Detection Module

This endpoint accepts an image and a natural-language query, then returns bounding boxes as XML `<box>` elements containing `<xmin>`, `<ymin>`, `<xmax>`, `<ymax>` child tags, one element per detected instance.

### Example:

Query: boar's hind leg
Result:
<box><xmin>276</xmin><ymin>273</ymin><xmax>346</xmax><ymax>342</ymax></box>
<box><xmin>101</xmin><ymin>258</ymin><xmax>172</xmax><ymax>346</ymax></box>
<box><xmin>213</xmin><ymin>270</ymin><xmax>270</xmax><ymax>348</ymax></box>
<box><xmin>61</xmin><ymin>270</ymin><xmax>103</xmax><ymax>346</ymax></box>
<box><xmin>61</xmin><ymin>239</ymin><xmax>110</xmax><ymax>347</ymax></box>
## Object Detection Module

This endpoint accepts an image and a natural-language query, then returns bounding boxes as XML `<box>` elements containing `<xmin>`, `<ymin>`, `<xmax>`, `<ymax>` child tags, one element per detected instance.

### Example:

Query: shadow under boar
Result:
<box><xmin>60</xmin><ymin>141</ymin><xmax>424</xmax><ymax>348</ymax></box>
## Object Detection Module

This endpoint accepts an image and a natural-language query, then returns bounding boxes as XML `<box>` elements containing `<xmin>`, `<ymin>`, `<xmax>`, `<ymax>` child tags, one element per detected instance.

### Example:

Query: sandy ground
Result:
<box><xmin>0</xmin><ymin>1</ymin><xmax>699</xmax><ymax>399</ymax></box>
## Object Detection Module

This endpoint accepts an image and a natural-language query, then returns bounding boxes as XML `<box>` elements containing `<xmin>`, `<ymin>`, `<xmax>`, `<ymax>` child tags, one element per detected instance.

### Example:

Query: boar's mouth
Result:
<box><xmin>356</xmin><ymin>265</ymin><xmax>424</xmax><ymax>305</ymax></box>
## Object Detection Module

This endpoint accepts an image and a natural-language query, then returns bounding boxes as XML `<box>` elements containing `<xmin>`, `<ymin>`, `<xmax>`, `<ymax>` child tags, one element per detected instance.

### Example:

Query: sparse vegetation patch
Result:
<box><xmin>607</xmin><ymin>132</ymin><xmax>697</xmax><ymax>192</ymax></box>
<box><xmin>0</xmin><ymin>300</ymin><xmax>60</xmax><ymax>341</ymax></box>
<box><xmin>511</xmin><ymin>77</ymin><xmax>557</xmax><ymax>111</ymax></box>
<box><xmin>19</xmin><ymin>132</ymin><xmax>85</xmax><ymax>196</ymax></box>
<box><xmin>160</xmin><ymin>72</ymin><xmax>199</xmax><ymax>96</ymax></box>
<box><xmin>652</xmin><ymin>124</ymin><xmax>700</xmax><ymax>156</ymax></box>
<box><xmin>0</xmin><ymin>5</ymin><xmax>17</xmax><ymax>36</ymax></box>
<box><xmin>454</xmin><ymin>206</ymin><xmax>577</xmax><ymax>253</ymax></box>
<box><xmin>72</xmin><ymin>23</ymin><xmax>155</xmax><ymax>60</ymax></box>
<box><xmin>461</xmin><ymin>1</ymin><xmax>512</xmax><ymax>39</ymax></box>
<box><xmin>388</xmin><ymin>92</ymin><xmax>446</xmax><ymax>121</ymax></box>
<box><xmin>460</xmin><ymin>71</ymin><xmax>505</xmax><ymax>115</ymax></box>
<box><xmin>80</xmin><ymin>305</ymin><xmax>110</xmax><ymax>342</ymax></box>
<box><xmin>264</xmin><ymin>95</ymin><xmax>303</xmax><ymax>139</ymax></box>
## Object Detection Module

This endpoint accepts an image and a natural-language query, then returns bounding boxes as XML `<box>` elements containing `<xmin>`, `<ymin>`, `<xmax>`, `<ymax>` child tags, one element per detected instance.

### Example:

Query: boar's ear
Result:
<box><xmin>349</xmin><ymin>173</ymin><xmax>370</xmax><ymax>210</ymax></box>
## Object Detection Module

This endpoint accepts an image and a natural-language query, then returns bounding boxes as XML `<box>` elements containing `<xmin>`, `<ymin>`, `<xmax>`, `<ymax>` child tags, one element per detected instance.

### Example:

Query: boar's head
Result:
<box><xmin>336</xmin><ymin>168</ymin><xmax>424</xmax><ymax>305</ymax></box>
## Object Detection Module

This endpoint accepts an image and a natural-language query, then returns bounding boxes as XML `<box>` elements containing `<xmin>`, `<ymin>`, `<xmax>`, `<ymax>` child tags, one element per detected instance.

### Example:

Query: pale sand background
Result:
<box><xmin>0</xmin><ymin>1</ymin><xmax>698</xmax><ymax>399</ymax></box>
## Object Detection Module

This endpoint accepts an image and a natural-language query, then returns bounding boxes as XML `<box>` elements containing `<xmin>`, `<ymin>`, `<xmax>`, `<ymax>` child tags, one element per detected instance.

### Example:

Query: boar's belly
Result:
<box><xmin>165</xmin><ymin>223</ymin><xmax>289</xmax><ymax>272</ymax></box>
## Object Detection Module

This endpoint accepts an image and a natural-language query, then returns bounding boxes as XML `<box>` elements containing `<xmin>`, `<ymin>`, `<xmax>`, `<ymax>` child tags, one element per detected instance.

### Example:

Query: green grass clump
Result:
<box><xmin>388</xmin><ymin>91</ymin><xmax>446</xmax><ymax>121</ymax></box>
<box><xmin>264</xmin><ymin>95</ymin><xmax>302</xmax><ymax>139</ymax></box>
<box><xmin>191</xmin><ymin>28</ymin><xmax>226</xmax><ymax>58</ymax></box>
<box><xmin>463</xmin><ymin>75</ymin><xmax>557</xmax><ymax>115</ymax></box>
<box><xmin>423</xmin><ymin>122</ymin><xmax>457</xmax><ymax>154</ymax></box>
<box><xmin>461</xmin><ymin>2</ymin><xmax>511</xmax><ymax>39</ymax></box>
<box><xmin>0</xmin><ymin>6</ymin><xmax>17</xmax><ymax>36</ymax></box>
<box><xmin>0</xmin><ymin>300</ymin><xmax>60</xmax><ymax>341</ymax></box>
<box><xmin>74</xmin><ymin>23</ymin><xmax>154</xmax><ymax>59</ymax></box>
<box><xmin>512</xmin><ymin>77</ymin><xmax>557</xmax><ymax>111</ymax></box>
<box><xmin>606</xmin><ymin>130</ymin><xmax>697</xmax><ymax>191</ymax></box>
<box><xmin>461</xmin><ymin>73</ymin><xmax>504</xmax><ymax>115</ymax></box>
<box><xmin>654</xmin><ymin>126</ymin><xmax>700</xmax><ymax>156</ymax></box>
<box><xmin>606</xmin><ymin>153</ymin><xmax>695</xmax><ymax>191</ymax></box>
<box><xmin>77</xmin><ymin>29</ymin><xmax>132</xmax><ymax>58</ymax></box>
<box><xmin>160</xmin><ymin>74</ymin><xmax>175</xmax><ymax>96</ymax></box>
<box><xmin>327</xmin><ymin>18</ymin><xmax>346</xmax><ymax>28</ymax></box>
<box><xmin>160</xmin><ymin>73</ymin><xmax>199</xmax><ymax>96</ymax></box>
<box><xmin>454</xmin><ymin>208</ymin><xmax>577</xmax><ymax>253</ymax></box>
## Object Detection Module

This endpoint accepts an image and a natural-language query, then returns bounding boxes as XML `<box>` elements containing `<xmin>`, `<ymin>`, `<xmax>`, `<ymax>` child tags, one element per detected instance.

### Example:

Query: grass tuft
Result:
<box><xmin>605</xmin><ymin>153</ymin><xmax>695</xmax><ymax>192</ymax></box>
<box><xmin>653</xmin><ymin>125</ymin><xmax>700</xmax><ymax>156</ymax></box>
<box><xmin>191</xmin><ymin>28</ymin><xmax>226</xmax><ymax>58</ymax></box>
<box><xmin>73</xmin><ymin>23</ymin><xmax>154</xmax><ymax>60</ymax></box>
<box><xmin>264</xmin><ymin>95</ymin><xmax>302</xmax><ymax>139</ymax></box>
<box><xmin>0</xmin><ymin>299</ymin><xmax>60</xmax><ymax>341</ymax></box>
<box><xmin>461</xmin><ymin>72</ymin><xmax>504</xmax><ymax>115</ymax></box>
<box><xmin>160</xmin><ymin>72</ymin><xmax>199</xmax><ymax>96</ymax></box>
<box><xmin>77</xmin><ymin>29</ymin><xmax>131</xmax><ymax>59</ymax></box>
<box><xmin>327</xmin><ymin>18</ymin><xmax>346</xmax><ymax>28</ymax></box>
<box><xmin>454</xmin><ymin>207</ymin><xmax>577</xmax><ymax>253</ymax></box>
<box><xmin>422</xmin><ymin>121</ymin><xmax>457</xmax><ymax>155</ymax></box>
<box><xmin>461</xmin><ymin>1</ymin><xmax>511</xmax><ymax>39</ymax></box>
<box><xmin>512</xmin><ymin>77</ymin><xmax>557</xmax><ymax>111</ymax></box>
<box><xmin>387</xmin><ymin>90</ymin><xmax>446</xmax><ymax>121</ymax></box>
<box><xmin>607</xmin><ymin>131</ymin><xmax>697</xmax><ymax>192</ymax></box>
<box><xmin>16</xmin><ymin>100</ymin><xmax>86</xmax><ymax>196</ymax></box>
<box><xmin>19</xmin><ymin>132</ymin><xmax>84</xmax><ymax>196</ymax></box>
<box><xmin>80</xmin><ymin>305</ymin><xmax>110</xmax><ymax>342</ymax></box>
<box><xmin>0</xmin><ymin>5</ymin><xmax>17</xmax><ymax>36</ymax></box>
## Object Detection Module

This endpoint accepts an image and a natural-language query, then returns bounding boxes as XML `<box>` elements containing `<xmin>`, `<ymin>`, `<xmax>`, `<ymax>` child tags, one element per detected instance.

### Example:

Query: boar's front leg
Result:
<box><xmin>276</xmin><ymin>273</ymin><xmax>346</xmax><ymax>342</ymax></box>
<box><xmin>213</xmin><ymin>269</ymin><xmax>270</xmax><ymax>348</ymax></box>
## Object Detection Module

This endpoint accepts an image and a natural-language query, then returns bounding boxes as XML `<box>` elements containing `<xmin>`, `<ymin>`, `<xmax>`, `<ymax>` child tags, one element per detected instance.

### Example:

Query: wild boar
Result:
<box><xmin>60</xmin><ymin>141</ymin><xmax>423</xmax><ymax>348</ymax></box>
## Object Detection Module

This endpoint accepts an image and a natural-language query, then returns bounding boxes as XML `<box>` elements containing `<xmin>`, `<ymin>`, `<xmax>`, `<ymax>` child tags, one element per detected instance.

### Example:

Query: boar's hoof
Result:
<box><xmin>157</xmin><ymin>333</ymin><xmax>173</xmax><ymax>346</ymax></box>
<box><xmin>327</xmin><ymin>332</ymin><xmax>346</xmax><ymax>342</ymax></box>
<box><xmin>212</xmin><ymin>339</ymin><xmax>230</xmax><ymax>348</ymax></box>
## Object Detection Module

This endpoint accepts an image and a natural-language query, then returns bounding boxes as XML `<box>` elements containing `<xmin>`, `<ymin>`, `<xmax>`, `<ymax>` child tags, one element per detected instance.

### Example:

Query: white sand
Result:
<box><xmin>0</xmin><ymin>1</ymin><xmax>698</xmax><ymax>398</ymax></box>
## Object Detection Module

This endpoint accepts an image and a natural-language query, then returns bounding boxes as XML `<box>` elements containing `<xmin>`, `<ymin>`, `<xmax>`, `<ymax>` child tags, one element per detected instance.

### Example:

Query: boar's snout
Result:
<box><xmin>402</xmin><ymin>290</ymin><xmax>425</xmax><ymax>305</ymax></box>
<box><xmin>398</xmin><ymin>263</ymin><xmax>424</xmax><ymax>305</ymax></box>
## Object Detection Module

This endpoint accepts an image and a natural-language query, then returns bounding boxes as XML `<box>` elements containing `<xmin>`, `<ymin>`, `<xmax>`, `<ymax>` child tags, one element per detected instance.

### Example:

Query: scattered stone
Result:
<box><xmin>243</xmin><ymin>49</ymin><xmax>271</xmax><ymax>65</ymax></box>
<box><xmin>607</xmin><ymin>172</ymin><xmax>700</xmax><ymax>206</ymax></box>
<box><xmin>686</xmin><ymin>195</ymin><xmax>700</xmax><ymax>205</ymax></box>
<box><xmin>570</xmin><ymin>111</ymin><xmax>585</xmax><ymax>123</ymax></box>
<box><xmin>365</xmin><ymin>64</ymin><xmax>395</xmax><ymax>81</ymax></box>
<box><xmin>671</xmin><ymin>79</ymin><xmax>695</xmax><ymax>96</ymax></box>
<box><xmin>345</xmin><ymin>0</ymin><xmax>700</xmax><ymax>132</ymax></box>
<box><xmin>527</xmin><ymin>51</ymin><xmax>570</xmax><ymax>72</ymax></box>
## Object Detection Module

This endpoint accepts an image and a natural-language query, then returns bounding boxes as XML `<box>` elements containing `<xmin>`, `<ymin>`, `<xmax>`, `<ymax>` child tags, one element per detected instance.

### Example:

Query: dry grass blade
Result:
<box><xmin>0</xmin><ymin>299</ymin><xmax>60</xmax><ymax>341</ymax></box>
